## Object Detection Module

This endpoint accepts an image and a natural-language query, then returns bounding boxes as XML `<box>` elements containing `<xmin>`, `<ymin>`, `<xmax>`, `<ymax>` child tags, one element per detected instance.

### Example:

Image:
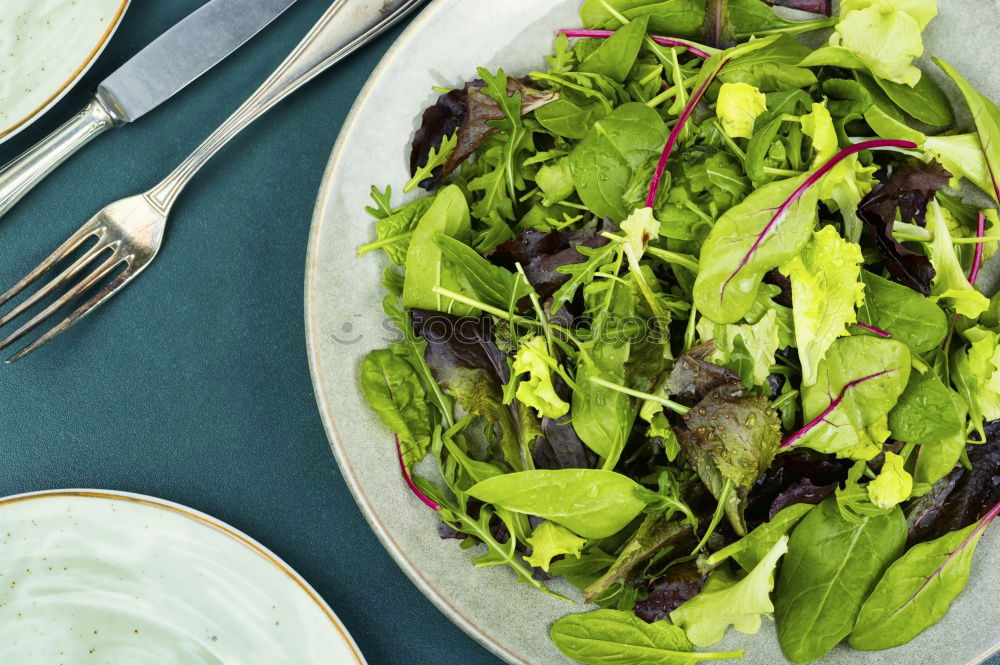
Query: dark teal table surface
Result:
<box><xmin>0</xmin><ymin>2</ymin><xmax>501</xmax><ymax>664</ymax></box>
<box><xmin>0</xmin><ymin>3</ymin><xmax>997</xmax><ymax>665</ymax></box>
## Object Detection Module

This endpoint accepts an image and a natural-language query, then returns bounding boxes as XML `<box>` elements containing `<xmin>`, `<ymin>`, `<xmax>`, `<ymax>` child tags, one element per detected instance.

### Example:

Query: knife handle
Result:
<box><xmin>0</xmin><ymin>97</ymin><xmax>116</xmax><ymax>220</ymax></box>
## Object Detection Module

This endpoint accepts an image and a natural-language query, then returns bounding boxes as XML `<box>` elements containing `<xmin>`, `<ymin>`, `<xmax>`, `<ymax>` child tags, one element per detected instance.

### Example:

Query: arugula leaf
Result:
<box><xmin>524</xmin><ymin>520</ymin><xmax>588</xmax><ymax>572</ymax></box>
<box><xmin>579</xmin><ymin>15</ymin><xmax>651</xmax><ymax>83</ymax></box>
<box><xmin>694</xmin><ymin>173</ymin><xmax>819</xmax><ymax>324</ymax></box>
<box><xmin>858</xmin><ymin>270</ymin><xmax>948</xmax><ymax>353</ymax></box>
<box><xmin>436</xmin><ymin>234</ymin><xmax>533</xmax><ymax>310</ymax></box>
<box><xmin>671</xmin><ymin>535</ymin><xmax>789</xmax><ymax>647</ymax></box>
<box><xmin>467</xmin><ymin>469</ymin><xmax>648</xmax><ymax>539</ymax></box>
<box><xmin>551</xmin><ymin>609</ymin><xmax>743</xmax><ymax>665</ymax></box>
<box><xmin>584</xmin><ymin>515</ymin><xmax>692</xmax><ymax>602</ymax></box>
<box><xmin>774</xmin><ymin>495</ymin><xmax>907</xmax><ymax>664</ymax></box>
<box><xmin>358</xmin><ymin>196</ymin><xmax>436</xmax><ymax>265</ymax></box>
<box><xmin>360</xmin><ymin>349</ymin><xmax>434</xmax><ymax>468</ymax></box>
<box><xmin>851</xmin><ymin>502</ymin><xmax>1000</xmax><ymax>650</ymax></box>
<box><xmin>569</xmin><ymin>102</ymin><xmax>669</xmax><ymax>220</ymax></box>
<box><xmin>786</xmin><ymin>336</ymin><xmax>911</xmax><ymax>456</ymax></box>
<box><xmin>780</xmin><ymin>225</ymin><xmax>865</xmax><ymax>387</ymax></box>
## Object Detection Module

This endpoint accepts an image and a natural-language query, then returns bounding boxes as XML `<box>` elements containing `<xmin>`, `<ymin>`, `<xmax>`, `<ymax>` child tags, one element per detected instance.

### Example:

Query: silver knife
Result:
<box><xmin>0</xmin><ymin>0</ymin><xmax>298</xmax><ymax>220</ymax></box>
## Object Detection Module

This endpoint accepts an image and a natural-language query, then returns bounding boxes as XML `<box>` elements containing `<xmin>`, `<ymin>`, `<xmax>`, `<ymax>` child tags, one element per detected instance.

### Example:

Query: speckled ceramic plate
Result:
<box><xmin>305</xmin><ymin>2</ymin><xmax>1000</xmax><ymax>664</ymax></box>
<box><xmin>0</xmin><ymin>0</ymin><xmax>130</xmax><ymax>144</ymax></box>
<box><xmin>0</xmin><ymin>490</ymin><xmax>365</xmax><ymax>665</ymax></box>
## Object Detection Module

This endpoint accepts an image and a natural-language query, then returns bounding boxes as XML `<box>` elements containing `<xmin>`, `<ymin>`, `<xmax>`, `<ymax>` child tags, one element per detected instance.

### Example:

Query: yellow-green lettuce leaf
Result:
<box><xmin>524</xmin><ymin>521</ymin><xmax>587</xmax><ymax>572</ymax></box>
<box><xmin>717</xmin><ymin>82</ymin><xmax>767</xmax><ymax>139</ymax></box>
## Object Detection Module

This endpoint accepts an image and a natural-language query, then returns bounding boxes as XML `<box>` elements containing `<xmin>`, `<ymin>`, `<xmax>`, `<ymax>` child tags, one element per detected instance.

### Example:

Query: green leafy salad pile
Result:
<box><xmin>357</xmin><ymin>0</ymin><xmax>1000</xmax><ymax>662</ymax></box>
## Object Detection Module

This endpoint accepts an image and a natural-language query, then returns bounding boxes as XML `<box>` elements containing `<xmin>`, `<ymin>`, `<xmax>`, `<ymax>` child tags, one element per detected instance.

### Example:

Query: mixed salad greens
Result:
<box><xmin>357</xmin><ymin>0</ymin><xmax>1000</xmax><ymax>662</ymax></box>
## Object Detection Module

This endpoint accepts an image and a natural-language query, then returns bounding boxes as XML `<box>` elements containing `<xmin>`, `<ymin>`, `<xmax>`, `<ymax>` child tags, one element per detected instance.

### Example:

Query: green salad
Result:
<box><xmin>357</xmin><ymin>0</ymin><xmax>1000</xmax><ymax>662</ymax></box>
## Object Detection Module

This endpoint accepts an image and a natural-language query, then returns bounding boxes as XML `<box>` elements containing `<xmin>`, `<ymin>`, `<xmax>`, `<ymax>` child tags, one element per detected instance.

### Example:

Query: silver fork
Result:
<box><xmin>0</xmin><ymin>0</ymin><xmax>424</xmax><ymax>363</ymax></box>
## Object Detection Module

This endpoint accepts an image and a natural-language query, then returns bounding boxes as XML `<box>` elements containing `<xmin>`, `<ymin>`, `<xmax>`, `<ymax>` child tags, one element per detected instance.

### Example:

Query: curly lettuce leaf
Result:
<box><xmin>512</xmin><ymin>335</ymin><xmax>570</xmax><ymax>419</ymax></box>
<box><xmin>780</xmin><ymin>226</ymin><xmax>865</xmax><ymax>387</ymax></box>
<box><xmin>829</xmin><ymin>0</ymin><xmax>936</xmax><ymax>86</ymax></box>
<box><xmin>867</xmin><ymin>451</ymin><xmax>914</xmax><ymax>509</ymax></box>
<box><xmin>525</xmin><ymin>521</ymin><xmax>588</xmax><ymax>572</ymax></box>
<box><xmin>696</xmin><ymin>309</ymin><xmax>780</xmax><ymax>387</ymax></box>
<box><xmin>671</xmin><ymin>535</ymin><xmax>789</xmax><ymax>647</ymax></box>
<box><xmin>717</xmin><ymin>82</ymin><xmax>767</xmax><ymax>139</ymax></box>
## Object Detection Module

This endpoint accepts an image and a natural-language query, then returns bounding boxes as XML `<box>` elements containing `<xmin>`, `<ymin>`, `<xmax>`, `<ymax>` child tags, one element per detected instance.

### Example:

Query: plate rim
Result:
<box><xmin>0</xmin><ymin>488</ymin><xmax>367</xmax><ymax>665</ymax></box>
<box><xmin>0</xmin><ymin>0</ymin><xmax>131</xmax><ymax>145</ymax></box>
<box><xmin>303</xmin><ymin>3</ymin><xmax>1000</xmax><ymax>665</ymax></box>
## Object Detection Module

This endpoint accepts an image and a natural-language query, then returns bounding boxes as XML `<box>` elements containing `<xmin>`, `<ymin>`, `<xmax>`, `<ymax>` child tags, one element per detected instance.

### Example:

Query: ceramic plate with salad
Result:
<box><xmin>306</xmin><ymin>1</ymin><xmax>1000</xmax><ymax>663</ymax></box>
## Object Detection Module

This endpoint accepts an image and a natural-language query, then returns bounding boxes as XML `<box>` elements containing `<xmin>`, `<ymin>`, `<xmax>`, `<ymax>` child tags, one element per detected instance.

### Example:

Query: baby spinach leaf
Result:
<box><xmin>858</xmin><ymin>270</ymin><xmax>948</xmax><ymax>353</ymax></box>
<box><xmin>360</xmin><ymin>348</ymin><xmax>434</xmax><ymax>468</ymax></box>
<box><xmin>402</xmin><ymin>185</ymin><xmax>475</xmax><ymax>315</ymax></box>
<box><xmin>534</xmin><ymin>98</ymin><xmax>608</xmax><ymax>139</ymax></box>
<box><xmin>774</xmin><ymin>496</ymin><xmax>907</xmax><ymax>664</ymax></box>
<box><xmin>524</xmin><ymin>520</ymin><xmax>588</xmax><ymax>572</ymax></box>
<box><xmin>694</xmin><ymin>173</ymin><xmax>819</xmax><ymax>324</ymax></box>
<box><xmin>913</xmin><ymin>392</ymin><xmax>968</xmax><ymax>487</ymax></box>
<box><xmin>579</xmin><ymin>15</ymin><xmax>650</xmax><ymax>84</ymax></box>
<box><xmin>672</xmin><ymin>535</ymin><xmax>789</xmax><ymax>647</ymax></box>
<box><xmin>875</xmin><ymin>71</ymin><xmax>954</xmax><ymax>126</ymax></box>
<box><xmin>569</xmin><ymin>103</ymin><xmax>668</xmax><ymax>220</ymax></box>
<box><xmin>787</xmin><ymin>336</ymin><xmax>911</xmax><ymax>456</ymax></box>
<box><xmin>850</xmin><ymin>502</ymin><xmax>1000</xmax><ymax>650</ymax></box>
<box><xmin>580</xmin><ymin>0</ymin><xmax>708</xmax><ymax>37</ymax></box>
<box><xmin>573</xmin><ymin>340</ymin><xmax>637</xmax><ymax>467</ymax></box>
<box><xmin>467</xmin><ymin>469</ymin><xmax>647</xmax><ymax>539</ymax></box>
<box><xmin>436</xmin><ymin>234</ymin><xmax>534</xmax><ymax>310</ymax></box>
<box><xmin>888</xmin><ymin>370</ymin><xmax>964</xmax><ymax>445</ymax></box>
<box><xmin>707</xmin><ymin>503</ymin><xmax>813</xmax><ymax>572</ymax></box>
<box><xmin>779</xmin><ymin>225</ymin><xmax>865</xmax><ymax>387</ymax></box>
<box><xmin>717</xmin><ymin>36</ymin><xmax>816</xmax><ymax>92</ymax></box>
<box><xmin>551</xmin><ymin>609</ymin><xmax>743</xmax><ymax>665</ymax></box>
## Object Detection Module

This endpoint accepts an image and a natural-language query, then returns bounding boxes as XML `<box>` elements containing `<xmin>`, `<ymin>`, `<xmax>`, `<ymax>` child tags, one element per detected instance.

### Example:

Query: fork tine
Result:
<box><xmin>0</xmin><ymin>224</ymin><xmax>103</xmax><ymax>308</ymax></box>
<box><xmin>0</xmin><ymin>254</ymin><xmax>125</xmax><ymax>356</ymax></box>
<box><xmin>0</xmin><ymin>242</ymin><xmax>112</xmax><ymax>328</ymax></box>
<box><xmin>5</xmin><ymin>262</ymin><xmax>142</xmax><ymax>364</ymax></box>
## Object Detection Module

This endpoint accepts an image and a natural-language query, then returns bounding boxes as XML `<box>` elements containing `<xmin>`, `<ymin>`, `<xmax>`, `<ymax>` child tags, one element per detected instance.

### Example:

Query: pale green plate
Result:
<box><xmin>305</xmin><ymin>2</ymin><xmax>1000</xmax><ymax>664</ymax></box>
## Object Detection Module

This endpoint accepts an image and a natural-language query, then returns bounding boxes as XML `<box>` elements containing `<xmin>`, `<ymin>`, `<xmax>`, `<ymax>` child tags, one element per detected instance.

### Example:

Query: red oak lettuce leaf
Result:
<box><xmin>410</xmin><ymin>78</ymin><xmax>557</xmax><ymax>190</ymax></box>
<box><xmin>745</xmin><ymin>449</ymin><xmax>851</xmax><ymax>524</ymax></box>
<box><xmin>766</xmin><ymin>478</ymin><xmax>838</xmax><ymax>519</ymax></box>
<box><xmin>857</xmin><ymin>159</ymin><xmax>951</xmax><ymax>295</ymax></box>
<box><xmin>634</xmin><ymin>562</ymin><xmax>707</xmax><ymax>623</ymax></box>
<box><xmin>664</xmin><ymin>341</ymin><xmax>742</xmax><ymax>403</ymax></box>
<box><xmin>488</xmin><ymin>220</ymin><xmax>615</xmax><ymax>301</ymax></box>
<box><xmin>907</xmin><ymin>422</ymin><xmax>1000</xmax><ymax>545</ymax></box>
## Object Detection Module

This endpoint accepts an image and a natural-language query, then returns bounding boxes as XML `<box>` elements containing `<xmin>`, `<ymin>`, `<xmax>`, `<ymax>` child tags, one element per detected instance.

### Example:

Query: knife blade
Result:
<box><xmin>97</xmin><ymin>0</ymin><xmax>299</xmax><ymax>123</ymax></box>
<box><xmin>0</xmin><ymin>0</ymin><xmax>298</xmax><ymax>219</ymax></box>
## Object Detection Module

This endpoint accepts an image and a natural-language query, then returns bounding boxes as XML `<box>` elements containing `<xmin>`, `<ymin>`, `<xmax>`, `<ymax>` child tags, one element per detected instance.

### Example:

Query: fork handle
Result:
<box><xmin>0</xmin><ymin>98</ymin><xmax>116</xmax><ymax>220</ymax></box>
<box><xmin>145</xmin><ymin>0</ymin><xmax>426</xmax><ymax>213</ymax></box>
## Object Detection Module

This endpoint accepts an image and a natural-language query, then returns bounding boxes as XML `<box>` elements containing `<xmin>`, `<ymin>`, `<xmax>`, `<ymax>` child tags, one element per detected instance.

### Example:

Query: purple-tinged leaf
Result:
<box><xmin>970</xmin><ymin>211</ymin><xmax>986</xmax><ymax>284</ymax></box>
<box><xmin>647</xmin><ymin>58</ymin><xmax>730</xmax><ymax>208</ymax></box>
<box><xmin>857</xmin><ymin>159</ymin><xmax>951</xmax><ymax>295</ymax></box>
<box><xmin>410</xmin><ymin>78</ymin><xmax>557</xmax><ymax>190</ymax></box>
<box><xmin>762</xmin><ymin>0</ymin><xmax>831</xmax><ymax>15</ymax></box>
<box><xmin>907</xmin><ymin>424</ymin><xmax>1000</xmax><ymax>545</ymax></box>
<box><xmin>781</xmin><ymin>369</ymin><xmax>897</xmax><ymax>448</ymax></box>
<box><xmin>664</xmin><ymin>341</ymin><xmax>741</xmax><ymax>403</ymax></box>
<box><xmin>747</xmin><ymin>449</ymin><xmax>850</xmax><ymax>524</ymax></box>
<box><xmin>534</xmin><ymin>417</ymin><xmax>597</xmax><ymax>470</ymax></box>
<box><xmin>853</xmin><ymin>322</ymin><xmax>891</xmax><ymax>338</ymax></box>
<box><xmin>767</xmin><ymin>478</ymin><xmax>837</xmax><ymax>519</ymax></box>
<box><xmin>488</xmin><ymin>220</ymin><xmax>615</xmax><ymax>300</ymax></box>
<box><xmin>557</xmin><ymin>29</ymin><xmax>713</xmax><ymax>60</ymax></box>
<box><xmin>396</xmin><ymin>435</ymin><xmax>440</xmax><ymax>510</ymax></box>
<box><xmin>635</xmin><ymin>562</ymin><xmax>707</xmax><ymax>622</ymax></box>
